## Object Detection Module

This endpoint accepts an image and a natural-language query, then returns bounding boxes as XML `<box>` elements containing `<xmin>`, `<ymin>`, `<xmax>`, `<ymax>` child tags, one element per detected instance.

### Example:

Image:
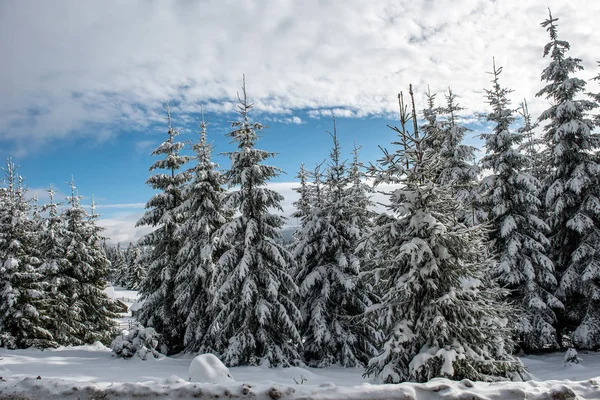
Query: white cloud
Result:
<box><xmin>97</xmin><ymin>211</ymin><xmax>151</xmax><ymax>245</ymax></box>
<box><xmin>95</xmin><ymin>203</ymin><xmax>146</xmax><ymax>210</ymax></box>
<box><xmin>1</xmin><ymin>0</ymin><xmax>598</xmax><ymax>154</ymax></box>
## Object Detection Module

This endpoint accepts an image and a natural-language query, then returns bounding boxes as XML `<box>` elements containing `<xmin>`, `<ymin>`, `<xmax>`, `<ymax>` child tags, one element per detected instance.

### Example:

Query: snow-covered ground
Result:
<box><xmin>1</xmin><ymin>343</ymin><xmax>599</xmax><ymax>399</ymax></box>
<box><xmin>1</xmin><ymin>287</ymin><xmax>597</xmax><ymax>399</ymax></box>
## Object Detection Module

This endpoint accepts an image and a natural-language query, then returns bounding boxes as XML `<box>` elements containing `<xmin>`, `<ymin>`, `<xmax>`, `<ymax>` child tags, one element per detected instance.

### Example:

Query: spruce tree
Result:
<box><xmin>517</xmin><ymin>100</ymin><xmax>546</xmax><ymax>184</ymax></box>
<box><xmin>125</xmin><ymin>243</ymin><xmax>145</xmax><ymax>290</ymax></box>
<box><xmin>293</xmin><ymin>125</ymin><xmax>378</xmax><ymax>367</ymax></box>
<box><xmin>536</xmin><ymin>11</ymin><xmax>600</xmax><ymax>349</ymax></box>
<box><xmin>440</xmin><ymin>89</ymin><xmax>484</xmax><ymax>226</ymax></box>
<box><xmin>0</xmin><ymin>158</ymin><xmax>54</xmax><ymax>348</ymax></box>
<box><xmin>61</xmin><ymin>183</ymin><xmax>116</xmax><ymax>345</ymax></box>
<box><xmin>205</xmin><ymin>77</ymin><xmax>301</xmax><ymax>366</ymax></box>
<box><xmin>291</xmin><ymin>163</ymin><xmax>311</xmax><ymax>228</ymax></box>
<box><xmin>481</xmin><ymin>61</ymin><xmax>562</xmax><ymax>351</ymax></box>
<box><xmin>109</xmin><ymin>244</ymin><xmax>127</xmax><ymax>287</ymax></box>
<box><xmin>364</xmin><ymin>88</ymin><xmax>525</xmax><ymax>383</ymax></box>
<box><xmin>37</xmin><ymin>185</ymin><xmax>70</xmax><ymax>347</ymax></box>
<box><xmin>136</xmin><ymin>103</ymin><xmax>191</xmax><ymax>353</ymax></box>
<box><xmin>348</xmin><ymin>142</ymin><xmax>374</xmax><ymax>234</ymax></box>
<box><xmin>174</xmin><ymin>112</ymin><xmax>229</xmax><ymax>353</ymax></box>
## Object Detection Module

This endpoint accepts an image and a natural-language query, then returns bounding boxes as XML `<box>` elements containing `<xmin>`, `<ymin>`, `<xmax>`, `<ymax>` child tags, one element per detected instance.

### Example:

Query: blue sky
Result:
<box><xmin>1</xmin><ymin>0</ymin><xmax>599</xmax><ymax>243</ymax></box>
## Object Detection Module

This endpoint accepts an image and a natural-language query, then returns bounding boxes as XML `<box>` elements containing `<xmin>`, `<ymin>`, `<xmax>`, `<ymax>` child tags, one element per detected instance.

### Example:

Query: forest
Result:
<box><xmin>1</xmin><ymin>10</ymin><xmax>599</xmax><ymax>385</ymax></box>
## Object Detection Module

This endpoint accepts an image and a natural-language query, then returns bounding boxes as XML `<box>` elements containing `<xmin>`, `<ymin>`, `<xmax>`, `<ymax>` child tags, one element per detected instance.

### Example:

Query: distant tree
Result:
<box><xmin>0</xmin><ymin>158</ymin><xmax>54</xmax><ymax>348</ymax></box>
<box><xmin>364</xmin><ymin>87</ymin><xmax>525</xmax><ymax>383</ymax></box>
<box><xmin>517</xmin><ymin>99</ymin><xmax>546</xmax><ymax>184</ymax></box>
<box><xmin>439</xmin><ymin>89</ymin><xmax>483</xmax><ymax>226</ymax></box>
<box><xmin>291</xmin><ymin>163</ymin><xmax>312</xmax><ymax>228</ymax></box>
<box><xmin>537</xmin><ymin>11</ymin><xmax>600</xmax><ymax>349</ymax></box>
<box><xmin>348</xmin><ymin>142</ymin><xmax>375</xmax><ymax>233</ymax></box>
<box><xmin>136</xmin><ymin>103</ymin><xmax>191</xmax><ymax>354</ymax></box>
<box><xmin>480</xmin><ymin>61</ymin><xmax>562</xmax><ymax>351</ymax></box>
<box><xmin>205</xmin><ymin>77</ymin><xmax>301</xmax><ymax>366</ymax></box>
<box><xmin>174</xmin><ymin>111</ymin><xmax>229</xmax><ymax>353</ymax></box>
<box><xmin>125</xmin><ymin>243</ymin><xmax>145</xmax><ymax>290</ymax></box>
<box><xmin>108</xmin><ymin>243</ymin><xmax>128</xmax><ymax>287</ymax></box>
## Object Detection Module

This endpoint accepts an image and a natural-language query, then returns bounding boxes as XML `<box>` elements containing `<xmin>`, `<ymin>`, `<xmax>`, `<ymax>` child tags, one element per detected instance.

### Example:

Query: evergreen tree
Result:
<box><xmin>109</xmin><ymin>244</ymin><xmax>128</xmax><ymax>287</ymax></box>
<box><xmin>348</xmin><ymin>142</ymin><xmax>375</xmax><ymax>233</ymax></box>
<box><xmin>293</xmin><ymin>124</ymin><xmax>378</xmax><ymax>367</ymax></box>
<box><xmin>125</xmin><ymin>243</ymin><xmax>145</xmax><ymax>290</ymax></box>
<box><xmin>364</xmin><ymin>87</ymin><xmax>525</xmax><ymax>383</ymax></box>
<box><xmin>291</xmin><ymin>163</ymin><xmax>311</xmax><ymax>228</ymax></box>
<box><xmin>0</xmin><ymin>158</ymin><xmax>53</xmax><ymax>348</ymax></box>
<box><xmin>60</xmin><ymin>183</ymin><xmax>116</xmax><ymax>345</ymax></box>
<box><xmin>37</xmin><ymin>185</ymin><xmax>70</xmax><ymax>347</ymax></box>
<box><xmin>420</xmin><ymin>88</ymin><xmax>444</xmax><ymax>156</ymax></box>
<box><xmin>517</xmin><ymin>100</ymin><xmax>546</xmax><ymax>184</ymax></box>
<box><xmin>480</xmin><ymin>61</ymin><xmax>562</xmax><ymax>351</ymax></box>
<box><xmin>205</xmin><ymin>77</ymin><xmax>301</xmax><ymax>366</ymax></box>
<box><xmin>136</xmin><ymin>103</ymin><xmax>191</xmax><ymax>353</ymax></box>
<box><xmin>536</xmin><ymin>11</ymin><xmax>600</xmax><ymax>349</ymax></box>
<box><xmin>439</xmin><ymin>89</ymin><xmax>483</xmax><ymax>226</ymax></box>
<box><xmin>174</xmin><ymin>112</ymin><xmax>229</xmax><ymax>353</ymax></box>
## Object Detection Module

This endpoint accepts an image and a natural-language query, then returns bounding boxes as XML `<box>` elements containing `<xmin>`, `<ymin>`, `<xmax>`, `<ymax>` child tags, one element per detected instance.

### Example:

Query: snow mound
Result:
<box><xmin>189</xmin><ymin>354</ymin><xmax>235</xmax><ymax>384</ymax></box>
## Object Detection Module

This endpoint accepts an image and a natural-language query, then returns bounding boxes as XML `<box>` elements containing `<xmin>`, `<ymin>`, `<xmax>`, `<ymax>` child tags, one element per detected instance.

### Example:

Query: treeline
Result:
<box><xmin>105</xmin><ymin>243</ymin><xmax>149</xmax><ymax>290</ymax></box>
<box><xmin>133</xmin><ymin>11</ymin><xmax>600</xmax><ymax>383</ymax></box>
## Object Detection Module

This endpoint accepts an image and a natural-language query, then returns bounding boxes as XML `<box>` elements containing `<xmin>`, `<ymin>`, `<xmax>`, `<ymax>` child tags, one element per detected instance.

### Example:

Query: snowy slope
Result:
<box><xmin>0</xmin><ymin>344</ymin><xmax>599</xmax><ymax>399</ymax></box>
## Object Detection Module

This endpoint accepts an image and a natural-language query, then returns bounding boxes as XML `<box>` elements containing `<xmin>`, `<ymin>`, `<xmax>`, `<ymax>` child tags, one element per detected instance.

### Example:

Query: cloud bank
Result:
<box><xmin>1</xmin><ymin>0</ymin><xmax>599</xmax><ymax>154</ymax></box>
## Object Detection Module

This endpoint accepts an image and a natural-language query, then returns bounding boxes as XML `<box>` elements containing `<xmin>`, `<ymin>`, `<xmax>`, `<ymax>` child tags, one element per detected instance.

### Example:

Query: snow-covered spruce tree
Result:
<box><xmin>0</xmin><ymin>159</ymin><xmax>54</xmax><ymax>348</ymax></box>
<box><xmin>420</xmin><ymin>87</ymin><xmax>444</xmax><ymax>156</ymax></box>
<box><xmin>363</xmin><ymin>87</ymin><xmax>526</xmax><ymax>383</ymax></box>
<box><xmin>517</xmin><ymin>100</ymin><xmax>546</xmax><ymax>184</ymax></box>
<box><xmin>108</xmin><ymin>244</ymin><xmax>128</xmax><ymax>287</ymax></box>
<box><xmin>37</xmin><ymin>185</ymin><xmax>70</xmax><ymax>347</ymax></box>
<box><xmin>136</xmin><ymin>103</ymin><xmax>191</xmax><ymax>354</ymax></box>
<box><xmin>174</xmin><ymin>112</ymin><xmax>229</xmax><ymax>354</ymax></box>
<box><xmin>293</xmin><ymin>123</ymin><xmax>378</xmax><ymax>367</ymax></box>
<box><xmin>125</xmin><ymin>243</ymin><xmax>145</xmax><ymax>290</ymax></box>
<box><xmin>536</xmin><ymin>11</ymin><xmax>600</xmax><ymax>349</ymax></box>
<box><xmin>205</xmin><ymin>77</ymin><xmax>301</xmax><ymax>367</ymax></box>
<box><xmin>291</xmin><ymin>163</ymin><xmax>312</xmax><ymax>228</ymax></box>
<box><xmin>480</xmin><ymin>61</ymin><xmax>562</xmax><ymax>352</ymax></box>
<box><xmin>439</xmin><ymin>89</ymin><xmax>484</xmax><ymax>226</ymax></box>
<box><xmin>60</xmin><ymin>184</ymin><xmax>116</xmax><ymax>345</ymax></box>
<box><xmin>348</xmin><ymin>142</ymin><xmax>375</xmax><ymax>234</ymax></box>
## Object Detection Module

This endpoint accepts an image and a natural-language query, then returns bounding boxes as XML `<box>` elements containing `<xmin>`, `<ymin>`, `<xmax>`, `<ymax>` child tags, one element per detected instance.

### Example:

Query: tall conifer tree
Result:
<box><xmin>481</xmin><ymin>61</ymin><xmax>562</xmax><ymax>351</ymax></box>
<box><xmin>136</xmin><ymin>103</ymin><xmax>191</xmax><ymax>353</ymax></box>
<box><xmin>174</xmin><ymin>111</ymin><xmax>229</xmax><ymax>353</ymax></box>
<box><xmin>364</xmin><ymin>88</ymin><xmax>525</xmax><ymax>383</ymax></box>
<box><xmin>0</xmin><ymin>158</ymin><xmax>53</xmax><ymax>348</ymax></box>
<box><xmin>537</xmin><ymin>11</ymin><xmax>600</xmax><ymax>349</ymax></box>
<box><xmin>205</xmin><ymin>77</ymin><xmax>301</xmax><ymax>366</ymax></box>
<box><xmin>61</xmin><ymin>183</ymin><xmax>116</xmax><ymax>345</ymax></box>
<box><xmin>294</xmin><ymin>125</ymin><xmax>378</xmax><ymax>367</ymax></box>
